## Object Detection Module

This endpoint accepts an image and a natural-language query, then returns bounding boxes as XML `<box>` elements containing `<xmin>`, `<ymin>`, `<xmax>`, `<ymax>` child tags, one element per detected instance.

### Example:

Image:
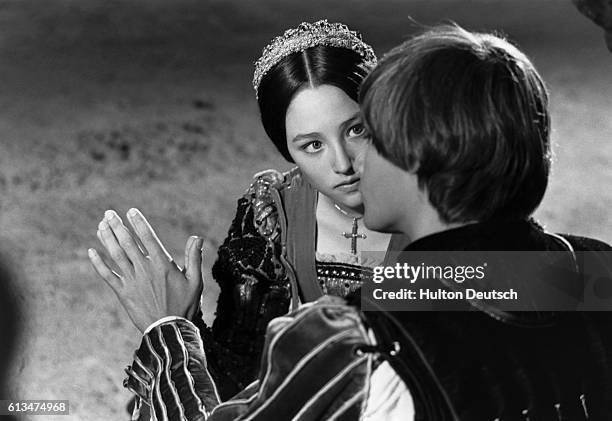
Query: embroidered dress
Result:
<box><xmin>315</xmin><ymin>251</ymin><xmax>380</xmax><ymax>298</ymax></box>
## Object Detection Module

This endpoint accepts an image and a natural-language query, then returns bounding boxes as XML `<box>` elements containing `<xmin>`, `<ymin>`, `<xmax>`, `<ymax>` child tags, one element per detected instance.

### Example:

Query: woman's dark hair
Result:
<box><xmin>257</xmin><ymin>45</ymin><xmax>372</xmax><ymax>162</ymax></box>
<box><xmin>360</xmin><ymin>24</ymin><xmax>551</xmax><ymax>223</ymax></box>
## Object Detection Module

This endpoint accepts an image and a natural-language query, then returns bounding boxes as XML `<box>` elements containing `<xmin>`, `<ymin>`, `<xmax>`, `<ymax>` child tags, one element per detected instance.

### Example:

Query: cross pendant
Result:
<box><xmin>342</xmin><ymin>218</ymin><xmax>367</xmax><ymax>254</ymax></box>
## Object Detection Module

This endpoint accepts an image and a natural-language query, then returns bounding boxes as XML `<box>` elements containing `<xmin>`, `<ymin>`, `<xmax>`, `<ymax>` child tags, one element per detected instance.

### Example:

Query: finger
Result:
<box><xmin>184</xmin><ymin>235</ymin><xmax>197</xmax><ymax>275</ymax></box>
<box><xmin>104</xmin><ymin>210</ymin><xmax>144</xmax><ymax>263</ymax></box>
<box><xmin>126</xmin><ymin>208</ymin><xmax>172</xmax><ymax>262</ymax></box>
<box><xmin>105</xmin><ymin>210</ymin><xmax>147</xmax><ymax>255</ymax></box>
<box><xmin>88</xmin><ymin>248</ymin><xmax>123</xmax><ymax>292</ymax></box>
<box><xmin>97</xmin><ymin>220</ymin><xmax>112</xmax><ymax>250</ymax></box>
<box><xmin>185</xmin><ymin>237</ymin><xmax>204</xmax><ymax>284</ymax></box>
<box><xmin>96</xmin><ymin>228</ymin><xmax>117</xmax><ymax>272</ymax></box>
<box><xmin>98</xmin><ymin>219</ymin><xmax>134</xmax><ymax>277</ymax></box>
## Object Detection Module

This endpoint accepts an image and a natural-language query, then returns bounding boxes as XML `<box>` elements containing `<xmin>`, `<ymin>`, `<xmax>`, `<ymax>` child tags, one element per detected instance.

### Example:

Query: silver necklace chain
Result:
<box><xmin>333</xmin><ymin>203</ymin><xmax>362</xmax><ymax>220</ymax></box>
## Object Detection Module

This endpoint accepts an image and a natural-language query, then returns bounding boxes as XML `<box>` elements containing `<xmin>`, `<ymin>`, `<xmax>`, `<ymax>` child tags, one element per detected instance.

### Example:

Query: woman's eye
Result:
<box><xmin>303</xmin><ymin>140</ymin><xmax>323</xmax><ymax>153</ymax></box>
<box><xmin>347</xmin><ymin>123</ymin><xmax>366</xmax><ymax>138</ymax></box>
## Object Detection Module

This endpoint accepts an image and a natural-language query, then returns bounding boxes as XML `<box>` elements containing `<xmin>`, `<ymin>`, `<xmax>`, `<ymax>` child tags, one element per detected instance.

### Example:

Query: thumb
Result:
<box><xmin>185</xmin><ymin>236</ymin><xmax>204</xmax><ymax>284</ymax></box>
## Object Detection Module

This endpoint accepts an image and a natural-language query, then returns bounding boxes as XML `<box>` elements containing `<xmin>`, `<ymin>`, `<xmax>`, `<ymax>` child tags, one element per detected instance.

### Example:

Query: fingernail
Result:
<box><xmin>98</xmin><ymin>220</ymin><xmax>108</xmax><ymax>230</ymax></box>
<box><xmin>127</xmin><ymin>208</ymin><xmax>138</xmax><ymax>217</ymax></box>
<box><xmin>87</xmin><ymin>248</ymin><xmax>96</xmax><ymax>258</ymax></box>
<box><xmin>104</xmin><ymin>210</ymin><xmax>117</xmax><ymax>221</ymax></box>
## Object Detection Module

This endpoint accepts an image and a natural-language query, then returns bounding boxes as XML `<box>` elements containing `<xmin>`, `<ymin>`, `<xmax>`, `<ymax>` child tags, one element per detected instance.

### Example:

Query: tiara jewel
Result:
<box><xmin>252</xmin><ymin>20</ymin><xmax>377</xmax><ymax>96</ymax></box>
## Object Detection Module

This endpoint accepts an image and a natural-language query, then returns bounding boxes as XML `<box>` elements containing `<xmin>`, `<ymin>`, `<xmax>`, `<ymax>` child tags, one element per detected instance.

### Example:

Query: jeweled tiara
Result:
<box><xmin>252</xmin><ymin>20</ymin><xmax>377</xmax><ymax>97</ymax></box>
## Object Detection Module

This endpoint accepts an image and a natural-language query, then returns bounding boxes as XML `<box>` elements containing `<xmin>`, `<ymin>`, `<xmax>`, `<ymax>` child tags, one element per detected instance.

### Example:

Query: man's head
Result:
<box><xmin>357</xmin><ymin>24</ymin><xmax>551</xmax><ymax>235</ymax></box>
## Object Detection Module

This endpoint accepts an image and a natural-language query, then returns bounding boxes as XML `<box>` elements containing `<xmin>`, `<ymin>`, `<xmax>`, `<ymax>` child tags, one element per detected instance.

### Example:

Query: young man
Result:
<box><xmin>355</xmin><ymin>24</ymin><xmax>612</xmax><ymax>420</ymax></box>
<box><xmin>121</xmin><ymin>25</ymin><xmax>612</xmax><ymax>420</ymax></box>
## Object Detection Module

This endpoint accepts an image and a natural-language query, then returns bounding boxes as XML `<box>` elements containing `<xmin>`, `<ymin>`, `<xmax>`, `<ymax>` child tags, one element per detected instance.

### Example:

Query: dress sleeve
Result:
<box><xmin>192</xmin><ymin>178</ymin><xmax>292</xmax><ymax>400</ymax></box>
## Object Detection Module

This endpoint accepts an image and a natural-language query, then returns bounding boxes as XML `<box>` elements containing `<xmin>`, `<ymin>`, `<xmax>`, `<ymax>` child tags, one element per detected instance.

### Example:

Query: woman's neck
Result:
<box><xmin>317</xmin><ymin>192</ymin><xmax>364</xmax><ymax>218</ymax></box>
<box><xmin>315</xmin><ymin>192</ymin><xmax>391</xmax><ymax>256</ymax></box>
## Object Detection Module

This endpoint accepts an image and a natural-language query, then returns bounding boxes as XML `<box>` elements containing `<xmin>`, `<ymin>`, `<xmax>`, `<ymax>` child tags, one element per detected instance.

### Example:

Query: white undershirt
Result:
<box><xmin>364</xmin><ymin>361</ymin><xmax>415</xmax><ymax>421</ymax></box>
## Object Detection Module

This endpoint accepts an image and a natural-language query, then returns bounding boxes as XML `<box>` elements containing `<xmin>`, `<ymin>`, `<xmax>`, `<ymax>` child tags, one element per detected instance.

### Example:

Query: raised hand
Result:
<box><xmin>88</xmin><ymin>208</ymin><xmax>204</xmax><ymax>333</ymax></box>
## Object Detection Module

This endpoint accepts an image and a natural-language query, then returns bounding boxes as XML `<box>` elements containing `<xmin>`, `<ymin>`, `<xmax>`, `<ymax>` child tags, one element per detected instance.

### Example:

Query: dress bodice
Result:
<box><xmin>315</xmin><ymin>251</ymin><xmax>379</xmax><ymax>297</ymax></box>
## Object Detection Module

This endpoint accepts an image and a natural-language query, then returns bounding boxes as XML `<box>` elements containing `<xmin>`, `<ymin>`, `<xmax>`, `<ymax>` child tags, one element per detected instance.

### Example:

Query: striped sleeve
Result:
<box><xmin>124</xmin><ymin>317</ymin><xmax>221</xmax><ymax>421</ymax></box>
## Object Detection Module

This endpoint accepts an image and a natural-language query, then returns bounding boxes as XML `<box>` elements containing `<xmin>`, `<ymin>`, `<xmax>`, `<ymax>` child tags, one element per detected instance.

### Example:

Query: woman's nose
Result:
<box><xmin>331</xmin><ymin>143</ymin><xmax>353</xmax><ymax>174</ymax></box>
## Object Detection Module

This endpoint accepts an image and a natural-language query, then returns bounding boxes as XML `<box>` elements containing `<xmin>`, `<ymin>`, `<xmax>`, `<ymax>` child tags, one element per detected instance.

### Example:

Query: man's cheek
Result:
<box><xmin>353</xmin><ymin>147</ymin><xmax>366</xmax><ymax>175</ymax></box>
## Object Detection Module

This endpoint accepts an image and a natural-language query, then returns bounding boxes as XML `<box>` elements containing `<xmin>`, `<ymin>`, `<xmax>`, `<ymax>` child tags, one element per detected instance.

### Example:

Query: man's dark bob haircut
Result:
<box><xmin>360</xmin><ymin>24</ymin><xmax>551</xmax><ymax>224</ymax></box>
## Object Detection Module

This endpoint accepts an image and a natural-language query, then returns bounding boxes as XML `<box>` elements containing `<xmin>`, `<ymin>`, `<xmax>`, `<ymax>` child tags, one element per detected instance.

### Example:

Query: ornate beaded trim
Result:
<box><xmin>316</xmin><ymin>261</ymin><xmax>372</xmax><ymax>297</ymax></box>
<box><xmin>252</xmin><ymin>20</ymin><xmax>377</xmax><ymax>96</ymax></box>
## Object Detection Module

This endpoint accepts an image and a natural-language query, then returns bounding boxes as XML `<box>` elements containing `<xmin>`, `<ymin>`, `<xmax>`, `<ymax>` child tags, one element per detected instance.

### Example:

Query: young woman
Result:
<box><xmin>89</xmin><ymin>19</ymin><xmax>409</xmax><ymax>404</ymax></box>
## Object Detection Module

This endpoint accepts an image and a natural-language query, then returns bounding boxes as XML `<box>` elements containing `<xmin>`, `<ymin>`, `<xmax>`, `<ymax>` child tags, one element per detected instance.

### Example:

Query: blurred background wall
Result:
<box><xmin>0</xmin><ymin>0</ymin><xmax>610</xmax><ymax>419</ymax></box>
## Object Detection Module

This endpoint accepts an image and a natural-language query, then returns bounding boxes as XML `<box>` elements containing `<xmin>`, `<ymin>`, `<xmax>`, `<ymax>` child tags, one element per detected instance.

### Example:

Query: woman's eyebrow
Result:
<box><xmin>291</xmin><ymin>112</ymin><xmax>361</xmax><ymax>142</ymax></box>
<box><xmin>291</xmin><ymin>132</ymin><xmax>321</xmax><ymax>143</ymax></box>
<box><xmin>340</xmin><ymin>112</ymin><xmax>361</xmax><ymax>130</ymax></box>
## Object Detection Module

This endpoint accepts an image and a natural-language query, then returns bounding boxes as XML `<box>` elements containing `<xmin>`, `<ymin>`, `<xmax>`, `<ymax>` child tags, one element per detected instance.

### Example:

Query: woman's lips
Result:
<box><xmin>335</xmin><ymin>178</ymin><xmax>360</xmax><ymax>192</ymax></box>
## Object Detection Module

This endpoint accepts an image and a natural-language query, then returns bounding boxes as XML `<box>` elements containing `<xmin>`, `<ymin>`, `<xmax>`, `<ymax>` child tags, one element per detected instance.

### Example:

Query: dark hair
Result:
<box><xmin>360</xmin><ymin>24</ymin><xmax>551</xmax><ymax>223</ymax></box>
<box><xmin>257</xmin><ymin>45</ymin><xmax>372</xmax><ymax>162</ymax></box>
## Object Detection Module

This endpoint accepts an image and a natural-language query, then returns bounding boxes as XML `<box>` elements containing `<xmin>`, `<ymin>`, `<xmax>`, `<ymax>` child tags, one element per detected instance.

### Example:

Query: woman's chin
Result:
<box><xmin>333</xmin><ymin>190</ymin><xmax>363</xmax><ymax>210</ymax></box>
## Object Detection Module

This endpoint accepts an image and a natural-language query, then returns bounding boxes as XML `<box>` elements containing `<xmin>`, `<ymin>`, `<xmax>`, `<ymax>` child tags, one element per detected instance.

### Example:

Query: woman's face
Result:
<box><xmin>285</xmin><ymin>84</ymin><xmax>369</xmax><ymax>211</ymax></box>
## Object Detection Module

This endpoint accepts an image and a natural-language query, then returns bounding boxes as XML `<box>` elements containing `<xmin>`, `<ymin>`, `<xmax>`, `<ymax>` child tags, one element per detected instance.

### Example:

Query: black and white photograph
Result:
<box><xmin>1</xmin><ymin>0</ymin><xmax>612</xmax><ymax>419</ymax></box>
